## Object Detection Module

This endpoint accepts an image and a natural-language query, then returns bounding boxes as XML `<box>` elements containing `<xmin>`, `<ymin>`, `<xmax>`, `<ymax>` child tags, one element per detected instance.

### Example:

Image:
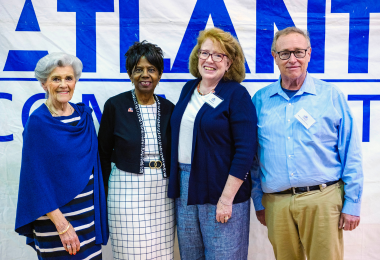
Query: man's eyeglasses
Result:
<box><xmin>198</xmin><ymin>50</ymin><xmax>227</xmax><ymax>62</ymax></box>
<box><xmin>275</xmin><ymin>49</ymin><xmax>309</xmax><ymax>60</ymax></box>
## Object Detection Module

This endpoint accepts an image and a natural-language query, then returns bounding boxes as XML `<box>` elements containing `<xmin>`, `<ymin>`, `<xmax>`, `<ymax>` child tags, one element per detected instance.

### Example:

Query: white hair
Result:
<box><xmin>34</xmin><ymin>52</ymin><xmax>83</xmax><ymax>98</ymax></box>
<box><xmin>271</xmin><ymin>27</ymin><xmax>311</xmax><ymax>53</ymax></box>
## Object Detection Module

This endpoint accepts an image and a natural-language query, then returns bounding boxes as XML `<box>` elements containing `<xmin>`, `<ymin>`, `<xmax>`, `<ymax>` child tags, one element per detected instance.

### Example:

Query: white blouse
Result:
<box><xmin>178</xmin><ymin>87</ymin><xmax>212</xmax><ymax>163</ymax></box>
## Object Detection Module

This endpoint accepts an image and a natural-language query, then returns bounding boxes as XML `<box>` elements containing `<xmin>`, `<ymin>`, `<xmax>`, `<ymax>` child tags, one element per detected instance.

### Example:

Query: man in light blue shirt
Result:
<box><xmin>251</xmin><ymin>27</ymin><xmax>363</xmax><ymax>260</ymax></box>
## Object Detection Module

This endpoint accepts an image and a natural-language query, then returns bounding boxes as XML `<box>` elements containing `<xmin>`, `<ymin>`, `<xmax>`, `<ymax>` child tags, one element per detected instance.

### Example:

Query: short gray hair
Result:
<box><xmin>271</xmin><ymin>27</ymin><xmax>311</xmax><ymax>53</ymax></box>
<box><xmin>34</xmin><ymin>52</ymin><xmax>83</xmax><ymax>97</ymax></box>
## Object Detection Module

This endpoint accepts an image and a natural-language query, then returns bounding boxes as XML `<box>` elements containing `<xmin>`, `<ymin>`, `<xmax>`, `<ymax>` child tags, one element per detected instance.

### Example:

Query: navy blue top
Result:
<box><xmin>281</xmin><ymin>87</ymin><xmax>298</xmax><ymax>99</ymax></box>
<box><xmin>16</xmin><ymin>103</ymin><xmax>108</xmax><ymax>246</ymax></box>
<box><xmin>168</xmin><ymin>79</ymin><xmax>257</xmax><ymax>205</ymax></box>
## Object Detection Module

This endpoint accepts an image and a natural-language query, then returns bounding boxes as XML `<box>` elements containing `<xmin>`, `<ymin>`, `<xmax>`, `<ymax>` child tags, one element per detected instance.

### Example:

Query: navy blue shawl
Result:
<box><xmin>15</xmin><ymin>102</ymin><xmax>108</xmax><ymax>246</ymax></box>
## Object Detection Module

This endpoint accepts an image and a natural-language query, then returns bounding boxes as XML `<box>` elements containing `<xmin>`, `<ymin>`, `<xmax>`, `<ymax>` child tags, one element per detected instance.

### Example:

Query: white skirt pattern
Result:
<box><xmin>108</xmin><ymin>103</ymin><xmax>175</xmax><ymax>260</ymax></box>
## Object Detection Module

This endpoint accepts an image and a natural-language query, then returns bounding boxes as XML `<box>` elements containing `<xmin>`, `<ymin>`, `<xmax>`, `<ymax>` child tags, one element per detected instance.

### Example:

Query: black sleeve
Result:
<box><xmin>98</xmin><ymin>98</ymin><xmax>115</xmax><ymax>186</ymax></box>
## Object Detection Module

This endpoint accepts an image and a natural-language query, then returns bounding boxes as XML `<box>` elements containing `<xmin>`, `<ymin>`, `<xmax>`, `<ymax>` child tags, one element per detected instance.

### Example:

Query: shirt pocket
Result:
<box><xmin>298</xmin><ymin>113</ymin><xmax>339</xmax><ymax>144</ymax></box>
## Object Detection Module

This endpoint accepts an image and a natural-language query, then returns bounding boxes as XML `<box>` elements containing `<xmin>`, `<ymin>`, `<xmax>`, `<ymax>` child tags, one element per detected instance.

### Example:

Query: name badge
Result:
<box><xmin>205</xmin><ymin>93</ymin><xmax>223</xmax><ymax>108</ymax></box>
<box><xmin>294</xmin><ymin>108</ymin><xmax>316</xmax><ymax>129</ymax></box>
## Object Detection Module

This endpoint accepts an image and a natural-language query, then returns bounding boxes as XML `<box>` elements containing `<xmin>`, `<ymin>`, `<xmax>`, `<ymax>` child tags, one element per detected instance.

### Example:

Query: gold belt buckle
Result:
<box><xmin>149</xmin><ymin>160</ymin><xmax>162</xmax><ymax>169</ymax></box>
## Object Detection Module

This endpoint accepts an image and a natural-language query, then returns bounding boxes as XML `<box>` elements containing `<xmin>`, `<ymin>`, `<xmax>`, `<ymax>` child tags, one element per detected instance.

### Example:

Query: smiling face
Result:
<box><xmin>42</xmin><ymin>66</ymin><xmax>76</xmax><ymax>105</ymax></box>
<box><xmin>130</xmin><ymin>56</ymin><xmax>161</xmax><ymax>95</ymax></box>
<box><xmin>273</xmin><ymin>33</ymin><xmax>311</xmax><ymax>82</ymax></box>
<box><xmin>198</xmin><ymin>38</ymin><xmax>231</xmax><ymax>85</ymax></box>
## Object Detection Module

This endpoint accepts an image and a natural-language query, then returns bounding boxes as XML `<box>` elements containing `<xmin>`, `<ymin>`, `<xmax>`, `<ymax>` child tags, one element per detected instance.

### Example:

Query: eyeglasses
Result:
<box><xmin>275</xmin><ymin>49</ymin><xmax>309</xmax><ymax>60</ymax></box>
<box><xmin>198</xmin><ymin>50</ymin><xmax>227</xmax><ymax>62</ymax></box>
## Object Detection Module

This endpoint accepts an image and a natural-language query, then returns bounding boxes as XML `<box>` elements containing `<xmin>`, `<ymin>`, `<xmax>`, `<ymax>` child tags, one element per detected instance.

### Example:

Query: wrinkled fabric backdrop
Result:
<box><xmin>1</xmin><ymin>0</ymin><xmax>379</xmax><ymax>259</ymax></box>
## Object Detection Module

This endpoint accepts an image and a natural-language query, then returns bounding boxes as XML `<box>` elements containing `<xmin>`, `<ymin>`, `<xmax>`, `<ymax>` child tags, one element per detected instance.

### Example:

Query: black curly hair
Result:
<box><xmin>125</xmin><ymin>40</ymin><xmax>164</xmax><ymax>76</ymax></box>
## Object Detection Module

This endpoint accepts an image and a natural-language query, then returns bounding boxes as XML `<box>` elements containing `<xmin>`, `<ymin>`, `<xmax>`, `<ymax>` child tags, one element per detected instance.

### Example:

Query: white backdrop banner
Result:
<box><xmin>1</xmin><ymin>0</ymin><xmax>380</xmax><ymax>259</ymax></box>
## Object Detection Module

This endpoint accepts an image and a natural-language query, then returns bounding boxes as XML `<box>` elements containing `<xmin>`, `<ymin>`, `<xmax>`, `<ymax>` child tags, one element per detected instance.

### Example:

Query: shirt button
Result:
<box><xmin>288</xmin><ymin>103</ymin><xmax>292</xmax><ymax>106</ymax></box>
<box><xmin>288</xmin><ymin>137</ymin><xmax>290</xmax><ymax>139</ymax></box>
<box><xmin>288</xmin><ymin>155</ymin><xmax>291</xmax><ymax>158</ymax></box>
<box><xmin>288</xmin><ymin>119</ymin><xmax>290</xmax><ymax>122</ymax></box>
<box><xmin>291</xmin><ymin>173</ymin><xmax>294</xmax><ymax>176</ymax></box>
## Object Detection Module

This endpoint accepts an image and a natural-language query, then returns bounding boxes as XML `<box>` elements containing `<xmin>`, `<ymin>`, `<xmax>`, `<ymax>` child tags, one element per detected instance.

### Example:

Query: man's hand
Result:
<box><xmin>256</xmin><ymin>209</ymin><xmax>266</xmax><ymax>226</ymax></box>
<box><xmin>339</xmin><ymin>213</ymin><xmax>360</xmax><ymax>231</ymax></box>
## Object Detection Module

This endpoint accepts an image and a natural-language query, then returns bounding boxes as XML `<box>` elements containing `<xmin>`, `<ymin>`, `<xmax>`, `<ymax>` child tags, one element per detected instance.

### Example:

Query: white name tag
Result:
<box><xmin>294</xmin><ymin>108</ymin><xmax>316</xmax><ymax>129</ymax></box>
<box><xmin>205</xmin><ymin>93</ymin><xmax>223</xmax><ymax>108</ymax></box>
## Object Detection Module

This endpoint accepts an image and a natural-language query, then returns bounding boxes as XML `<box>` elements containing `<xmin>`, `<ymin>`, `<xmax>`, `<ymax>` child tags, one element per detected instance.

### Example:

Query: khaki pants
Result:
<box><xmin>262</xmin><ymin>181</ymin><xmax>344</xmax><ymax>260</ymax></box>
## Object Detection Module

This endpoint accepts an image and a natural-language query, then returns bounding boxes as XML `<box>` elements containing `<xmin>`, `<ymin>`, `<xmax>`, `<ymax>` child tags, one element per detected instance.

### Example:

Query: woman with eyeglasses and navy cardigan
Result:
<box><xmin>168</xmin><ymin>28</ymin><xmax>257</xmax><ymax>259</ymax></box>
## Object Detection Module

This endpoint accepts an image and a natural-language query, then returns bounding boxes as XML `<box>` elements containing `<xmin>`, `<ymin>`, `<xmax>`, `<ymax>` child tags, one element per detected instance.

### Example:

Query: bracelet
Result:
<box><xmin>219</xmin><ymin>198</ymin><xmax>232</xmax><ymax>206</ymax></box>
<box><xmin>58</xmin><ymin>222</ymin><xmax>70</xmax><ymax>235</ymax></box>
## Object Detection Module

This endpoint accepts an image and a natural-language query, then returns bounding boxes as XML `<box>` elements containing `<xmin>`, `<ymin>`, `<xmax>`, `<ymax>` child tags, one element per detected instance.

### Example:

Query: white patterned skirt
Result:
<box><xmin>108</xmin><ymin>165</ymin><xmax>175</xmax><ymax>260</ymax></box>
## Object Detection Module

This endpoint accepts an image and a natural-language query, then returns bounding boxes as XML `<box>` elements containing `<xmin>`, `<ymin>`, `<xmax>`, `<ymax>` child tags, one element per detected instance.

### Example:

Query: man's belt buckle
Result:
<box><xmin>292</xmin><ymin>186</ymin><xmax>310</xmax><ymax>195</ymax></box>
<box><xmin>149</xmin><ymin>160</ymin><xmax>162</xmax><ymax>169</ymax></box>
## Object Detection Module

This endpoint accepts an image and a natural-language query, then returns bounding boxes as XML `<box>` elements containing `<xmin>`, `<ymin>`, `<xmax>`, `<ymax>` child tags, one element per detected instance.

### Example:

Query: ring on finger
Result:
<box><xmin>224</xmin><ymin>216</ymin><xmax>229</xmax><ymax>220</ymax></box>
<box><xmin>67</xmin><ymin>245</ymin><xmax>71</xmax><ymax>249</ymax></box>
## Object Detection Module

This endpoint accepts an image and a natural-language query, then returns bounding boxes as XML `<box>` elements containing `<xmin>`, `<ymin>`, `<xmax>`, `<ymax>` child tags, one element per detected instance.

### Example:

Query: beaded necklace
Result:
<box><xmin>197</xmin><ymin>81</ymin><xmax>215</xmax><ymax>96</ymax></box>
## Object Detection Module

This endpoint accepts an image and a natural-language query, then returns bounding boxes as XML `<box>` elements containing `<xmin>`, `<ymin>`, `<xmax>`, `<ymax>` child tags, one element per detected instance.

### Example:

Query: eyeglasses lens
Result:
<box><xmin>279</xmin><ymin>50</ymin><xmax>306</xmax><ymax>60</ymax></box>
<box><xmin>199</xmin><ymin>51</ymin><xmax>223</xmax><ymax>62</ymax></box>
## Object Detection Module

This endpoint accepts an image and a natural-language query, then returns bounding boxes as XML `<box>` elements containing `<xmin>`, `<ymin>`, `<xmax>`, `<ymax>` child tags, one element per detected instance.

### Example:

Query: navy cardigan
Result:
<box><xmin>168</xmin><ymin>79</ymin><xmax>258</xmax><ymax>205</ymax></box>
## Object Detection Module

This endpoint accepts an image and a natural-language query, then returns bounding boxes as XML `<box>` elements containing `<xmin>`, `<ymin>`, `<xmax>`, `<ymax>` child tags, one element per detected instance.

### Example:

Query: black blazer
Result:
<box><xmin>98</xmin><ymin>90</ymin><xmax>175</xmax><ymax>185</ymax></box>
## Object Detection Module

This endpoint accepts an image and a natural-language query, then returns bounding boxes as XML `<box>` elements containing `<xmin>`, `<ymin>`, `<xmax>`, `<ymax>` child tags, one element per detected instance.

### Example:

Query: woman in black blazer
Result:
<box><xmin>98</xmin><ymin>41</ymin><xmax>175</xmax><ymax>260</ymax></box>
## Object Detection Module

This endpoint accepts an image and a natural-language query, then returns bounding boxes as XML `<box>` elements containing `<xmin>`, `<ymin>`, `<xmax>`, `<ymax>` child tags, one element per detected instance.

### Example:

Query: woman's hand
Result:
<box><xmin>59</xmin><ymin>223</ymin><xmax>80</xmax><ymax>255</ymax></box>
<box><xmin>216</xmin><ymin>175</ymin><xmax>245</xmax><ymax>224</ymax></box>
<box><xmin>46</xmin><ymin>208</ymin><xmax>80</xmax><ymax>255</ymax></box>
<box><xmin>216</xmin><ymin>198</ymin><xmax>233</xmax><ymax>223</ymax></box>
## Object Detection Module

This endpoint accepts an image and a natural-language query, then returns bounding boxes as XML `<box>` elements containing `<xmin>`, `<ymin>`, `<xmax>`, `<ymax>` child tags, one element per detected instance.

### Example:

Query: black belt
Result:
<box><xmin>277</xmin><ymin>180</ymin><xmax>340</xmax><ymax>195</ymax></box>
<box><xmin>144</xmin><ymin>160</ymin><xmax>162</xmax><ymax>169</ymax></box>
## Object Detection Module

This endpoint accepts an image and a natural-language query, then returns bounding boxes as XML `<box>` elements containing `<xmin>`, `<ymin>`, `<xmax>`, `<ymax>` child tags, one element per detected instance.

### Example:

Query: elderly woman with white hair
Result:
<box><xmin>15</xmin><ymin>52</ymin><xmax>108</xmax><ymax>260</ymax></box>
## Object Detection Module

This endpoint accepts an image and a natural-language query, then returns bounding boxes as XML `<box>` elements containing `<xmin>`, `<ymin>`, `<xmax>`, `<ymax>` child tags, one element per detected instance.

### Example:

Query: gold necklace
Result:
<box><xmin>197</xmin><ymin>81</ymin><xmax>215</xmax><ymax>96</ymax></box>
<box><xmin>45</xmin><ymin>102</ymin><xmax>73</xmax><ymax>117</ymax></box>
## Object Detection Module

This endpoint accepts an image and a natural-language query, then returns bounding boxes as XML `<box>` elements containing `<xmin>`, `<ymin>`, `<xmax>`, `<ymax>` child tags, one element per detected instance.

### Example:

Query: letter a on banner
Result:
<box><xmin>16</xmin><ymin>0</ymin><xmax>40</xmax><ymax>31</ymax></box>
<box><xmin>170</xmin><ymin>0</ymin><xmax>250</xmax><ymax>73</ymax></box>
<box><xmin>3</xmin><ymin>0</ymin><xmax>46</xmax><ymax>72</ymax></box>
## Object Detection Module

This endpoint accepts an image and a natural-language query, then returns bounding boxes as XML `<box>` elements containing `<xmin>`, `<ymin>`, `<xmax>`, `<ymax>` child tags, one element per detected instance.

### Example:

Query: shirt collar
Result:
<box><xmin>269</xmin><ymin>72</ymin><xmax>316</xmax><ymax>98</ymax></box>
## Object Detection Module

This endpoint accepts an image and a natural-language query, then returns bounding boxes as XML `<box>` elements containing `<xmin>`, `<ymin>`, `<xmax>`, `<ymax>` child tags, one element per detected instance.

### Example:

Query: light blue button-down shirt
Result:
<box><xmin>251</xmin><ymin>73</ymin><xmax>363</xmax><ymax>216</ymax></box>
